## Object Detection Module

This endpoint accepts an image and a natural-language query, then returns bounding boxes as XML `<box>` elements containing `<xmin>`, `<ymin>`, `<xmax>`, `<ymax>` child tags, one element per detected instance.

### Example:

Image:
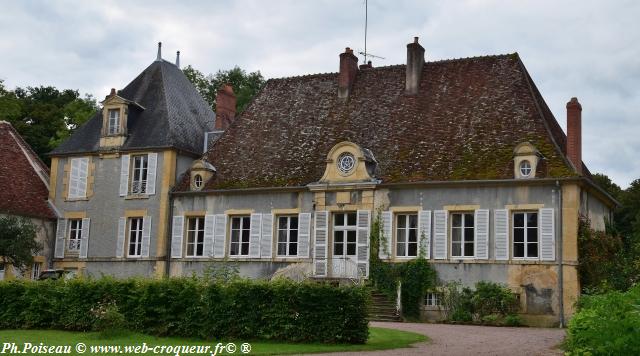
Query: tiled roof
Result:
<box><xmin>0</xmin><ymin>121</ymin><xmax>56</xmax><ymax>219</ymax></box>
<box><xmin>179</xmin><ymin>53</ymin><xmax>582</xmax><ymax>191</ymax></box>
<box><xmin>50</xmin><ymin>60</ymin><xmax>215</xmax><ymax>156</ymax></box>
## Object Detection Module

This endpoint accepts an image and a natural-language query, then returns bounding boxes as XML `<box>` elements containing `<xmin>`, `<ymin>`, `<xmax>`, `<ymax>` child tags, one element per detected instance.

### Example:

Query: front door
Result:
<box><xmin>332</xmin><ymin>212</ymin><xmax>358</xmax><ymax>278</ymax></box>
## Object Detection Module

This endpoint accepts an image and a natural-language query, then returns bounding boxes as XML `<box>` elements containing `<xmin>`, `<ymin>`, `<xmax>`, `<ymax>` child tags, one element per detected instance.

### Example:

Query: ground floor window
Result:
<box><xmin>128</xmin><ymin>217</ymin><xmax>143</xmax><ymax>257</ymax></box>
<box><xmin>451</xmin><ymin>212</ymin><xmax>474</xmax><ymax>258</ymax></box>
<box><xmin>513</xmin><ymin>212</ymin><xmax>538</xmax><ymax>258</ymax></box>
<box><xmin>425</xmin><ymin>292</ymin><xmax>440</xmax><ymax>307</ymax></box>
<box><xmin>67</xmin><ymin>219</ymin><xmax>82</xmax><ymax>252</ymax></box>
<box><xmin>31</xmin><ymin>262</ymin><xmax>42</xmax><ymax>280</ymax></box>
<box><xmin>277</xmin><ymin>215</ymin><xmax>298</xmax><ymax>256</ymax></box>
<box><xmin>230</xmin><ymin>216</ymin><xmax>250</xmax><ymax>256</ymax></box>
<box><xmin>333</xmin><ymin>212</ymin><xmax>357</xmax><ymax>257</ymax></box>
<box><xmin>186</xmin><ymin>217</ymin><xmax>205</xmax><ymax>257</ymax></box>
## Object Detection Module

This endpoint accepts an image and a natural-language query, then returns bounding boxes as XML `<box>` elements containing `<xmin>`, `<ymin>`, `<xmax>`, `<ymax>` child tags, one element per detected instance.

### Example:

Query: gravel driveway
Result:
<box><xmin>316</xmin><ymin>321</ymin><xmax>566</xmax><ymax>356</ymax></box>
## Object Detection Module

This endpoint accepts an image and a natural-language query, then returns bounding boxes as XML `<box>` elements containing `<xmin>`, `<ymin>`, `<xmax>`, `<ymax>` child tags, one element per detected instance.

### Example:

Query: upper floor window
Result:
<box><xmin>333</xmin><ymin>212</ymin><xmax>357</xmax><ymax>257</ymax></box>
<box><xmin>519</xmin><ymin>160</ymin><xmax>532</xmax><ymax>177</ymax></box>
<box><xmin>108</xmin><ymin>109</ymin><xmax>120</xmax><ymax>135</ymax></box>
<box><xmin>513</xmin><ymin>212</ymin><xmax>538</xmax><ymax>258</ymax></box>
<box><xmin>396</xmin><ymin>214</ymin><xmax>418</xmax><ymax>257</ymax></box>
<box><xmin>128</xmin><ymin>217</ymin><xmax>143</xmax><ymax>257</ymax></box>
<box><xmin>451</xmin><ymin>212</ymin><xmax>474</xmax><ymax>258</ymax></box>
<box><xmin>67</xmin><ymin>219</ymin><xmax>82</xmax><ymax>253</ymax></box>
<box><xmin>131</xmin><ymin>155</ymin><xmax>149</xmax><ymax>194</ymax></box>
<box><xmin>230</xmin><ymin>216</ymin><xmax>250</xmax><ymax>256</ymax></box>
<box><xmin>186</xmin><ymin>217</ymin><xmax>205</xmax><ymax>257</ymax></box>
<box><xmin>277</xmin><ymin>216</ymin><xmax>298</xmax><ymax>256</ymax></box>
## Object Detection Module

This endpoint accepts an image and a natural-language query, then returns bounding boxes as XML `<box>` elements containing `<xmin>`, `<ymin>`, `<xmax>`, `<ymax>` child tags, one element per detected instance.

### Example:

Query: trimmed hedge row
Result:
<box><xmin>0</xmin><ymin>278</ymin><xmax>369</xmax><ymax>344</ymax></box>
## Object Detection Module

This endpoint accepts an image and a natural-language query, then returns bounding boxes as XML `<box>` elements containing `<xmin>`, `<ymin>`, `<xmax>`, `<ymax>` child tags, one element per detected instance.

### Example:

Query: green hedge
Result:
<box><xmin>565</xmin><ymin>284</ymin><xmax>640</xmax><ymax>355</ymax></box>
<box><xmin>0</xmin><ymin>278</ymin><xmax>369</xmax><ymax>344</ymax></box>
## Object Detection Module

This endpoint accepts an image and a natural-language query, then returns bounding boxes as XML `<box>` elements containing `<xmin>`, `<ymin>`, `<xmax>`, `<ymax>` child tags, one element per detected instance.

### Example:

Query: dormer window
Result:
<box><xmin>519</xmin><ymin>160</ymin><xmax>532</xmax><ymax>177</ymax></box>
<box><xmin>108</xmin><ymin>109</ymin><xmax>121</xmax><ymax>135</ymax></box>
<box><xmin>513</xmin><ymin>142</ymin><xmax>540</xmax><ymax>179</ymax></box>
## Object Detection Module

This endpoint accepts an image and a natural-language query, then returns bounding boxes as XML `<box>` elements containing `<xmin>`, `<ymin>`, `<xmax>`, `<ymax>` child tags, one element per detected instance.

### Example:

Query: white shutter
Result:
<box><xmin>297</xmin><ymin>213</ymin><xmax>311</xmax><ymax>258</ymax></box>
<box><xmin>77</xmin><ymin>157</ymin><xmax>89</xmax><ymax>198</ymax></box>
<box><xmin>356</xmin><ymin>210</ymin><xmax>371</xmax><ymax>277</ymax></box>
<box><xmin>68</xmin><ymin>158</ymin><xmax>80</xmax><ymax>198</ymax></box>
<box><xmin>119</xmin><ymin>155</ymin><xmax>130</xmax><ymax>196</ymax></box>
<box><xmin>146</xmin><ymin>153</ymin><xmax>158</xmax><ymax>195</ymax></box>
<box><xmin>204</xmin><ymin>215</ymin><xmax>215</xmax><ymax>257</ymax></box>
<box><xmin>475</xmin><ymin>209</ymin><xmax>489</xmax><ymax>259</ymax></box>
<box><xmin>249</xmin><ymin>213</ymin><xmax>262</xmax><ymax>258</ymax></box>
<box><xmin>54</xmin><ymin>219</ymin><xmax>66</xmax><ymax>258</ymax></box>
<box><xmin>79</xmin><ymin>218</ymin><xmax>90</xmax><ymax>259</ymax></box>
<box><xmin>494</xmin><ymin>209</ymin><xmax>509</xmax><ymax>260</ymax></box>
<box><xmin>433</xmin><ymin>210</ymin><xmax>448</xmax><ymax>260</ymax></box>
<box><xmin>213</xmin><ymin>214</ymin><xmax>227</xmax><ymax>258</ymax></box>
<box><xmin>539</xmin><ymin>208</ymin><xmax>555</xmax><ymax>261</ymax></box>
<box><xmin>261</xmin><ymin>213</ymin><xmax>274</xmax><ymax>258</ymax></box>
<box><xmin>116</xmin><ymin>217</ymin><xmax>126</xmax><ymax>258</ymax></box>
<box><xmin>379</xmin><ymin>211</ymin><xmax>392</xmax><ymax>259</ymax></box>
<box><xmin>418</xmin><ymin>210</ymin><xmax>432</xmax><ymax>259</ymax></box>
<box><xmin>313</xmin><ymin>211</ymin><xmax>328</xmax><ymax>276</ymax></box>
<box><xmin>141</xmin><ymin>216</ymin><xmax>151</xmax><ymax>257</ymax></box>
<box><xmin>170</xmin><ymin>215</ymin><xmax>184</xmax><ymax>258</ymax></box>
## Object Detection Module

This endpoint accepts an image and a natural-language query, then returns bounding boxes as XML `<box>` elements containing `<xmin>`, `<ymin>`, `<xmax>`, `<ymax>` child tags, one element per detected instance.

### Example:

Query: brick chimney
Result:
<box><xmin>405</xmin><ymin>37</ymin><xmax>425</xmax><ymax>95</ymax></box>
<box><xmin>566</xmin><ymin>97</ymin><xmax>582</xmax><ymax>174</ymax></box>
<box><xmin>214</xmin><ymin>84</ymin><xmax>236</xmax><ymax>130</ymax></box>
<box><xmin>338</xmin><ymin>47</ymin><xmax>359</xmax><ymax>99</ymax></box>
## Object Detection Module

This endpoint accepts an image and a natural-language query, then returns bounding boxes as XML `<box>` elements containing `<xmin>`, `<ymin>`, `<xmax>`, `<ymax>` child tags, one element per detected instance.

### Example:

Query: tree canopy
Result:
<box><xmin>0</xmin><ymin>216</ymin><xmax>42</xmax><ymax>270</ymax></box>
<box><xmin>0</xmin><ymin>79</ymin><xmax>98</xmax><ymax>163</ymax></box>
<box><xmin>182</xmin><ymin>65</ymin><xmax>265</xmax><ymax>114</ymax></box>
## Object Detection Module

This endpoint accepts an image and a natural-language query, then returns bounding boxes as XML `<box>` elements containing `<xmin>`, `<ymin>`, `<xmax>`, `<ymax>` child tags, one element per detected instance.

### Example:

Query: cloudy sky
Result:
<box><xmin>1</xmin><ymin>0</ymin><xmax>638</xmax><ymax>187</ymax></box>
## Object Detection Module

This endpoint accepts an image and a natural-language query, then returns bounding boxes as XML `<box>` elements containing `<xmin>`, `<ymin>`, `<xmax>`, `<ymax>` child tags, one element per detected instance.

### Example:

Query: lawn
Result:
<box><xmin>0</xmin><ymin>327</ymin><xmax>427</xmax><ymax>355</ymax></box>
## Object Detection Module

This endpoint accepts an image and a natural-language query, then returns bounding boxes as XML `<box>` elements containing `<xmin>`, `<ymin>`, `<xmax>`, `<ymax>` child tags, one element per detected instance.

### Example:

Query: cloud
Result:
<box><xmin>1</xmin><ymin>0</ymin><xmax>637</xmax><ymax>187</ymax></box>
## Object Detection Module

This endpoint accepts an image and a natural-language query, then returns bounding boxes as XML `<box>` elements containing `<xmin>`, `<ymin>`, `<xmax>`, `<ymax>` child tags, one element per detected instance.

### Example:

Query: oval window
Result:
<box><xmin>337</xmin><ymin>152</ymin><xmax>356</xmax><ymax>175</ymax></box>
<box><xmin>519</xmin><ymin>160</ymin><xmax>532</xmax><ymax>177</ymax></box>
<box><xmin>194</xmin><ymin>174</ymin><xmax>203</xmax><ymax>189</ymax></box>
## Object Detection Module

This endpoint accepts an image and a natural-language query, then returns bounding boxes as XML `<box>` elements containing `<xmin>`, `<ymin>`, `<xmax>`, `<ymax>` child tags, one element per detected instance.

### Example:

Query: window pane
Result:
<box><xmin>277</xmin><ymin>243</ymin><xmax>287</xmax><ymax>256</ymax></box>
<box><xmin>408</xmin><ymin>242</ymin><xmax>417</xmax><ymax>256</ymax></box>
<box><xmin>464</xmin><ymin>242</ymin><xmax>474</xmax><ymax>256</ymax></box>
<box><xmin>514</xmin><ymin>243</ymin><xmax>525</xmax><ymax>257</ymax></box>
<box><xmin>232</xmin><ymin>218</ymin><xmax>240</xmax><ymax>229</ymax></box>
<box><xmin>452</xmin><ymin>242</ymin><xmax>461</xmax><ymax>257</ymax></box>
<box><xmin>452</xmin><ymin>214</ymin><xmax>462</xmax><ymax>227</ymax></box>
<box><xmin>347</xmin><ymin>231</ymin><xmax>356</xmax><ymax>243</ymax></box>
<box><xmin>290</xmin><ymin>243</ymin><xmax>297</xmax><ymax>256</ymax></box>
<box><xmin>242</xmin><ymin>229</ymin><xmax>250</xmax><ymax>243</ymax></box>
<box><xmin>527</xmin><ymin>243</ymin><xmax>538</xmax><ymax>257</ymax></box>
<box><xmin>242</xmin><ymin>217</ymin><xmax>250</xmax><ymax>229</ymax></box>
<box><xmin>397</xmin><ymin>229</ymin><xmax>406</xmax><ymax>243</ymax></box>
<box><xmin>196</xmin><ymin>242</ymin><xmax>203</xmax><ymax>256</ymax></box>
<box><xmin>290</xmin><ymin>230</ymin><xmax>298</xmax><ymax>242</ymax></box>
<box><xmin>408</xmin><ymin>229</ymin><xmax>417</xmax><ymax>242</ymax></box>
<box><xmin>335</xmin><ymin>214</ymin><xmax>344</xmax><ymax>226</ymax></box>
<box><xmin>189</xmin><ymin>218</ymin><xmax>196</xmax><ymax>230</ymax></box>
<box><xmin>241</xmin><ymin>242</ymin><xmax>249</xmax><ymax>255</ymax></box>
<box><xmin>187</xmin><ymin>244</ymin><xmax>194</xmax><ymax>256</ymax></box>
<box><xmin>278</xmin><ymin>230</ymin><xmax>287</xmax><ymax>243</ymax></box>
<box><xmin>464</xmin><ymin>213</ymin><xmax>474</xmax><ymax>227</ymax></box>
<box><xmin>334</xmin><ymin>243</ymin><xmax>343</xmax><ymax>256</ymax></box>
<box><xmin>409</xmin><ymin>215</ymin><xmax>418</xmax><ymax>228</ymax></box>
<box><xmin>397</xmin><ymin>242</ymin><xmax>406</xmax><ymax>256</ymax></box>
<box><xmin>464</xmin><ymin>228</ymin><xmax>474</xmax><ymax>242</ymax></box>
<box><xmin>197</xmin><ymin>229</ymin><xmax>204</xmax><ymax>244</ymax></box>
<box><xmin>347</xmin><ymin>213</ymin><xmax>357</xmax><ymax>226</ymax></box>
<box><xmin>514</xmin><ymin>213</ymin><xmax>524</xmax><ymax>227</ymax></box>
<box><xmin>335</xmin><ymin>231</ymin><xmax>343</xmax><ymax>242</ymax></box>
<box><xmin>231</xmin><ymin>230</ymin><xmax>239</xmax><ymax>243</ymax></box>
<box><xmin>514</xmin><ymin>228</ymin><xmax>524</xmax><ymax>243</ymax></box>
<box><xmin>347</xmin><ymin>242</ymin><xmax>356</xmax><ymax>255</ymax></box>
<box><xmin>290</xmin><ymin>217</ymin><xmax>298</xmax><ymax>229</ymax></box>
<box><xmin>528</xmin><ymin>213</ymin><xmax>538</xmax><ymax>227</ymax></box>
<box><xmin>452</xmin><ymin>228</ymin><xmax>461</xmax><ymax>243</ymax></box>
<box><xmin>398</xmin><ymin>215</ymin><xmax>406</xmax><ymax>228</ymax></box>
<box><xmin>230</xmin><ymin>242</ymin><xmax>238</xmax><ymax>255</ymax></box>
<box><xmin>528</xmin><ymin>227</ymin><xmax>538</xmax><ymax>242</ymax></box>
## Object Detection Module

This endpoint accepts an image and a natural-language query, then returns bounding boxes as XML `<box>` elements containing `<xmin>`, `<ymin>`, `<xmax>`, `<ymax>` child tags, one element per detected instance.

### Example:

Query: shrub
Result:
<box><xmin>91</xmin><ymin>300</ymin><xmax>126</xmax><ymax>337</ymax></box>
<box><xmin>0</xmin><ymin>277</ymin><xmax>369</xmax><ymax>344</ymax></box>
<box><xmin>441</xmin><ymin>281</ymin><xmax>520</xmax><ymax>326</ymax></box>
<box><xmin>399</xmin><ymin>258</ymin><xmax>437</xmax><ymax>320</ymax></box>
<box><xmin>504</xmin><ymin>314</ymin><xmax>522</xmax><ymax>327</ymax></box>
<box><xmin>565</xmin><ymin>285</ymin><xmax>640</xmax><ymax>355</ymax></box>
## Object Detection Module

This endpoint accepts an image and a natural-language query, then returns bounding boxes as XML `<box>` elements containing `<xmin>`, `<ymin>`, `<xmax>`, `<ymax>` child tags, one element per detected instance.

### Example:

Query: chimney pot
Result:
<box><xmin>405</xmin><ymin>36</ymin><xmax>425</xmax><ymax>95</ymax></box>
<box><xmin>156</xmin><ymin>42</ymin><xmax>162</xmax><ymax>61</ymax></box>
<box><xmin>214</xmin><ymin>84</ymin><xmax>237</xmax><ymax>131</ymax></box>
<box><xmin>176</xmin><ymin>51</ymin><xmax>180</xmax><ymax>67</ymax></box>
<box><xmin>110</xmin><ymin>88</ymin><xmax>116</xmax><ymax>96</ymax></box>
<box><xmin>338</xmin><ymin>46</ymin><xmax>359</xmax><ymax>99</ymax></box>
<box><xmin>566</xmin><ymin>97</ymin><xmax>583</xmax><ymax>174</ymax></box>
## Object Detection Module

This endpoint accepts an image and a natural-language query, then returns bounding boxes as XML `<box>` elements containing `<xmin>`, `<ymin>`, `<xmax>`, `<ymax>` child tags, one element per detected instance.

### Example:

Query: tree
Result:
<box><xmin>183</xmin><ymin>65</ymin><xmax>265</xmax><ymax>113</ymax></box>
<box><xmin>0</xmin><ymin>216</ymin><xmax>42</xmax><ymax>270</ymax></box>
<box><xmin>592</xmin><ymin>173</ymin><xmax>623</xmax><ymax>202</ymax></box>
<box><xmin>0</xmin><ymin>82</ymin><xmax>98</xmax><ymax>163</ymax></box>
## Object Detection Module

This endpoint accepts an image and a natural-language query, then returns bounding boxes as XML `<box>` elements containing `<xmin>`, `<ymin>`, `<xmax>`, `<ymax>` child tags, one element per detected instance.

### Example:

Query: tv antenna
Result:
<box><xmin>361</xmin><ymin>0</ymin><xmax>385</xmax><ymax>64</ymax></box>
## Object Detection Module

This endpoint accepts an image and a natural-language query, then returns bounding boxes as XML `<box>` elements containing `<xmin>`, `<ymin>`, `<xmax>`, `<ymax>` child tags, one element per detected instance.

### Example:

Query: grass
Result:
<box><xmin>0</xmin><ymin>327</ymin><xmax>428</xmax><ymax>355</ymax></box>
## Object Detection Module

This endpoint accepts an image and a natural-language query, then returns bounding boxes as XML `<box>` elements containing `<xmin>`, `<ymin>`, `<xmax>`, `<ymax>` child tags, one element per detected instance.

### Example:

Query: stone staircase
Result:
<box><xmin>368</xmin><ymin>289</ymin><xmax>402</xmax><ymax>322</ymax></box>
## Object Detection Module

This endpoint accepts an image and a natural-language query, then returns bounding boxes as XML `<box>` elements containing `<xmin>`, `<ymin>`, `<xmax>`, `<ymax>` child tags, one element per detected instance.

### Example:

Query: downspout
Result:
<box><xmin>165</xmin><ymin>192</ymin><xmax>174</xmax><ymax>278</ymax></box>
<box><xmin>556</xmin><ymin>180</ymin><xmax>565</xmax><ymax>328</ymax></box>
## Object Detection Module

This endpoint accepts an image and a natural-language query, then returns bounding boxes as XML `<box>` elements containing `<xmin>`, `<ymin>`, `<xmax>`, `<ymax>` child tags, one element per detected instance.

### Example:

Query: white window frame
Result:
<box><xmin>31</xmin><ymin>262</ymin><xmax>42</xmax><ymax>280</ymax></box>
<box><xmin>186</xmin><ymin>217</ymin><xmax>205</xmax><ymax>257</ymax></box>
<box><xmin>276</xmin><ymin>215</ymin><xmax>299</xmax><ymax>257</ymax></box>
<box><xmin>425</xmin><ymin>292</ymin><xmax>440</xmax><ymax>307</ymax></box>
<box><xmin>395</xmin><ymin>213</ymin><xmax>419</xmax><ymax>258</ymax></box>
<box><xmin>333</xmin><ymin>212</ymin><xmax>357</xmax><ymax>258</ymax></box>
<box><xmin>229</xmin><ymin>216</ymin><xmax>251</xmax><ymax>257</ymax></box>
<box><xmin>451</xmin><ymin>212</ymin><xmax>475</xmax><ymax>258</ymax></box>
<box><xmin>512</xmin><ymin>211</ymin><xmax>539</xmax><ymax>260</ymax></box>
<box><xmin>519</xmin><ymin>160</ymin><xmax>532</xmax><ymax>177</ymax></box>
<box><xmin>67</xmin><ymin>219</ymin><xmax>82</xmax><ymax>252</ymax></box>
<box><xmin>128</xmin><ymin>217</ymin><xmax>144</xmax><ymax>257</ymax></box>
<box><xmin>130</xmin><ymin>154</ymin><xmax>149</xmax><ymax>194</ymax></box>
<box><xmin>108</xmin><ymin>108</ymin><xmax>120</xmax><ymax>135</ymax></box>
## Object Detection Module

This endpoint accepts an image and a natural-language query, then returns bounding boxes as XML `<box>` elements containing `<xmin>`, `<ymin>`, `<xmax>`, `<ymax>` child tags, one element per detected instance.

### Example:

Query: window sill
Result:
<box><xmin>125</xmin><ymin>194</ymin><xmax>150</xmax><ymax>200</ymax></box>
<box><xmin>65</xmin><ymin>197</ymin><xmax>89</xmax><ymax>202</ymax></box>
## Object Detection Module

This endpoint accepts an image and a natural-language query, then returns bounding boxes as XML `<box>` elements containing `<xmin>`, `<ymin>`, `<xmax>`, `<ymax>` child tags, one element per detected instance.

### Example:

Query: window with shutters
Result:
<box><xmin>513</xmin><ymin>212</ymin><xmax>538</xmax><ymax>258</ymax></box>
<box><xmin>186</xmin><ymin>217</ymin><xmax>205</xmax><ymax>257</ymax></box>
<box><xmin>277</xmin><ymin>216</ymin><xmax>298</xmax><ymax>256</ymax></box>
<box><xmin>131</xmin><ymin>155</ymin><xmax>148</xmax><ymax>194</ymax></box>
<box><xmin>230</xmin><ymin>216</ymin><xmax>250</xmax><ymax>256</ymax></box>
<box><xmin>333</xmin><ymin>213</ymin><xmax>357</xmax><ymax>257</ymax></box>
<box><xmin>451</xmin><ymin>212</ymin><xmax>474</xmax><ymax>258</ymax></box>
<box><xmin>107</xmin><ymin>109</ymin><xmax>120</xmax><ymax>135</ymax></box>
<box><xmin>396</xmin><ymin>214</ymin><xmax>418</xmax><ymax>257</ymax></box>
<box><xmin>128</xmin><ymin>217</ymin><xmax>144</xmax><ymax>257</ymax></box>
<box><xmin>67</xmin><ymin>219</ymin><xmax>82</xmax><ymax>253</ymax></box>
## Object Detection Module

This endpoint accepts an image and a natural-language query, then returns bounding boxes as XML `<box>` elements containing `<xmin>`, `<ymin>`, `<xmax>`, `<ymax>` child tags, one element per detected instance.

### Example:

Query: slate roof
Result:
<box><xmin>50</xmin><ymin>59</ymin><xmax>215</xmax><ymax>156</ymax></box>
<box><xmin>0</xmin><ymin>121</ymin><xmax>56</xmax><ymax>219</ymax></box>
<box><xmin>178</xmin><ymin>53</ymin><xmax>586</xmax><ymax>191</ymax></box>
